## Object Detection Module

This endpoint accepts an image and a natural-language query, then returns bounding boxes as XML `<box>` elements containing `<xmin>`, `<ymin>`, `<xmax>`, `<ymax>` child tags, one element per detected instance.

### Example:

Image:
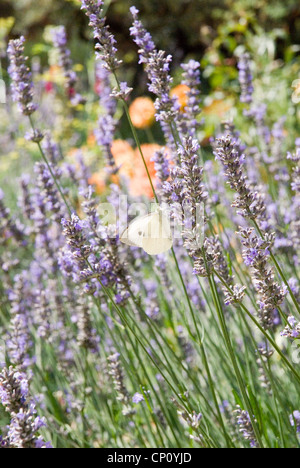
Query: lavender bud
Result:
<box><xmin>7</xmin><ymin>36</ymin><xmax>37</xmax><ymax>115</ymax></box>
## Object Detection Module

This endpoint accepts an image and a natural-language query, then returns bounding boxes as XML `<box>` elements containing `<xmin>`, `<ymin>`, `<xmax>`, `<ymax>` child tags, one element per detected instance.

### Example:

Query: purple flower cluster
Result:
<box><xmin>7</xmin><ymin>273</ymin><xmax>33</xmax><ymax>369</ymax></box>
<box><xmin>107</xmin><ymin>353</ymin><xmax>135</xmax><ymax>416</ymax></box>
<box><xmin>239</xmin><ymin>227</ymin><xmax>286</xmax><ymax>328</ymax></box>
<box><xmin>181</xmin><ymin>60</ymin><xmax>202</xmax><ymax>137</ymax></box>
<box><xmin>0</xmin><ymin>367</ymin><xmax>51</xmax><ymax>448</ymax></box>
<box><xmin>130</xmin><ymin>7</ymin><xmax>180</xmax><ymax>153</ymax></box>
<box><xmin>50</xmin><ymin>26</ymin><xmax>85</xmax><ymax>105</ymax></box>
<box><xmin>81</xmin><ymin>0</ymin><xmax>122</xmax><ymax>71</ymax></box>
<box><xmin>35</xmin><ymin>162</ymin><xmax>66</xmax><ymax>225</ymax></box>
<box><xmin>129</xmin><ymin>7</ymin><xmax>155</xmax><ymax>64</ymax></box>
<box><xmin>290</xmin><ymin>411</ymin><xmax>300</xmax><ymax>434</ymax></box>
<box><xmin>215</xmin><ymin>135</ymin><xmax>267</xmax><ymax>221</ymax></box>
<box><xmin>94</xmin><ymin>62</ymin><xmax>118</xmax><ymax>173</ymax></box>
<box><xmin>237</xmin><ymin>53</ymin><xmax>254</xmax><ymax>104</ymax></box>
<box><xmin>0</xmin><ymin>189</ymin><xmax>25</xmax><ymax>245</ymax></box>
<box><xmin>163</xmin><ymin>137</ymin><xmax>209</xmax><ymax>273</ymax></box>
<box><xmin>235</xmin><ymin>405</ymin><xmax>257</xmax><ymax>448</ymax></box>
<box><xmin>7</xmin><ymin>36</ymin><xmax>37</xmax><ymax>115</ymax></box>
<box><xmin>287</xmin><ymin>149</ymin><xmax>300</xmax><ymax>256</ymax></box>
<box><xmin>281</xmin><ymin>316</ymin><xmax>300</xmax><ymax>339</ymax></box>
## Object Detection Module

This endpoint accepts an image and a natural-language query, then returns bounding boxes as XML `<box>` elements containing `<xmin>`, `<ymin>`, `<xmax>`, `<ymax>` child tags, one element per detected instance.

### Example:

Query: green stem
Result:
<box><xmin>208</xmin><ymin>270</ymin><xmax>264</xmax><ymax>448</ymax></box>
<box><xmin>213</xmin><ymin>269</ymin><xmax>300</xmax><ymax>385</ymax></box>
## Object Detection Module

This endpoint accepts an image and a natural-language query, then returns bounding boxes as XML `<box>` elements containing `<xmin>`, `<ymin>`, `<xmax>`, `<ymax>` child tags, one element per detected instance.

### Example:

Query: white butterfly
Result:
<box><xmin>120</xmin><ymin>209</ymin><xmax>173</xmax><ymax>255</ymax></box>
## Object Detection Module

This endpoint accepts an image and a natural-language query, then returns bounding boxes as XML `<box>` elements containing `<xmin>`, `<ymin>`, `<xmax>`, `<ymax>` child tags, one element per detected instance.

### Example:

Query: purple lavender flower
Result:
<box><xmin>290</xmin><ymin>410</ymin><xmax>300</xmax><ymax>434</ymax></box>
<box><xmin>129</xmin><ymin>7</ymin><xmax>155</xmax><ymax>64</ymax></box>
<box><xmin>35</xmin><ymin>162</ymin><xmax>66</xmax><ymax>225</ymax></box>
<box><xmin>287</xmin><ymin>148</ymin><xmax>300</xmax><ymax>256</ymax></box>
<box><xmin>94</xmin><ymin>63</ymin><xmax>118</xmax><ymax>173</ymax></box>
<box><xmin>50</xmin><ymin>25</ymin><xmax>85</xmax><ymax>105</ymax></box>
<box><xmin>132</xmin><ymin>393</ymin><xmax>144</xmax><ymax>404</ymax></box>
<box><xmin>144</xmin><ymin>279</ymin><xmax>160</xmax><ymax>320</ymax></box>
<box><xmin>215</xmin><ymin>135</ymin><xmax>267</xmax><ymax>221</ymax></box>
<box><xmin>281</xmin><ymin>316</ymin><xmax>300</xmax><ymax>339</ymax></box>
<box><xmin>95</xmin><ymin>60</ymin><xmax>116</xmax><ymax>114</ymax></box>
<box><xmin>239</xmin><ymin>227</ymin><xmax>286</xmax><ymax>329</ymax></box>
<box><xmin>111</xmin><ymin>81</ymin><xmax>133</xmax><ymax>101</ymax></box>
<box><xmin>76</xmin><ymin>296</ymin><xmax>99</xmax><ymax>353</ymax></box>
<box><xmin>7</xmin><ymin>36</ymin><xmax>37</xmax><ymax>115</ymax></box>
<box><xmin>7</xmin><ymin>314</ymin><xmax>33</xmax><ymax>370</ymax></box>
<box><xmin>7</xmin><ymin>273</ymin><xmax>33</xmax><ymax>369</ymax></box>
<box><xmin>169</xmin><ymin>137</ymin><xmax>207</xmax><ymax>257</ymax></box>
<box><xmin>61</xmin><ymin>213</ymin><xmax>91</xmax><ymax>268</ymax></box>
<box><xmin>81</xmin><ymin>0</ymin><xmax>122</xmax><ymax>71</ymax></box>
<box><xmin>181</xmin><ymin>60</ymin><xmax>202</xmax><ymax>137</ymax></box>
<box><xmin>235</xmin><ymin>405</ymin><xmax>257</xmax><ymax>448</ymax></box>
<box><xmin>237</xmin><ymin>53</ymin><xmax>253</xmax><ymax>104</ymax></box>
<box><xmin>151</xmin><ymin>148</ymin><xmax>170</xmax><ymax>200</ymax></box>
<box><xmin>0</xmin><ymin>189</ymin><xmax>26</xmax><ymax>245</ymax></box>
<box><xmin>34</xmin><ymin>290</ymin><xmax>51</xmax><ymax>339</ymax></box>
<box><xmin>18</xmin><ymin>175</ymin><xmax>34</xmax><ymax>220</ymax></box>
<box><xmin>129</xmin><ymin>8</ymin><xmax>180</xmax><ymax>154</ymax></box>
<box><xmin>0</xmin><ymin>367</ymin><xmax>52</xmax><ymax>448</ymax></box>
<box><xmin>107</xmin><ymin>353</ymin><xmax>135</xmax><ymax>416</ymax></box>
<box><xmin>24</xmin><ymin>129</ymin><xmax>44</xmax><ymax>143</ymax></box>
<box><xmin>0</xmin><ymin>367</ymin><xmax>28</xmax><ymax>412</ymax></box>
<box><xmin>42</xmin><ymin>133</ymin><xmax>62</xmax><ymax>164</ymax></box>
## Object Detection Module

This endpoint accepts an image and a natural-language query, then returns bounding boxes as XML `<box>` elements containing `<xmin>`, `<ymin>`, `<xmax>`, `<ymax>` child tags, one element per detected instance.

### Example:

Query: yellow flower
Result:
<box><xmin>292</xmin><ymin>79</ymin><xmax>300</xmax><ymax>104</ymax></box>
<box><xmin>203</xmin><ymin>99</ymin><xmax>233</xmax><ymax>117</ymax></box>
<box><xmin>129</xmin><ymin>97</ymin><xmax>156</xmax><ymax>129</ymax></box>
<box><xmin>170</xmin><ymin>84</ymin><xmax>190</xmax><ymax>111</ymax></box>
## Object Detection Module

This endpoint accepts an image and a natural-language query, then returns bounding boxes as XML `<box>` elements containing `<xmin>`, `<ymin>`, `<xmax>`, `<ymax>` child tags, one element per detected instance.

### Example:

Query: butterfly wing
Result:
<box><xmin>142</xmin><ymin>211</ymin><xmax>173</xmax><ymax>255</ymax></box>
<box><xmin>120</xmin><ymin>214</ymin><xmax>152</xmax><ymax>248</ymax></box>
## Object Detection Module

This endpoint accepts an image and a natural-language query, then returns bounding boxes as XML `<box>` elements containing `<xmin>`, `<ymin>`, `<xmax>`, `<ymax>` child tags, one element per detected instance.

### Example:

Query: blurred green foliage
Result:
<box><xmin>1</xmin><ymin>0</ymin><xmax>300</xmax><ymax>59</ymax></box>
<box><xmin>0</xmin><ymin>0</ymin><xmax>299</xmax><ymax>96</ymax></box>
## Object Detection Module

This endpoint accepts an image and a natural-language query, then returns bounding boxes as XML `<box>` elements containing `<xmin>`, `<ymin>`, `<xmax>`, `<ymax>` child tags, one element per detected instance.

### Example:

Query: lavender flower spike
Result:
<box><xmin>237</xmin><ymin>53</ymin><xmax>254</xmax><ymax>104</ymax></box>
<box><xmin>234</xmin><ymin>405</ymin><xmax>258</xmax><ymax>448</ymax></box>
<box><xmin>290</xmin><ymin>410</ymin><xmax>300</xmax><ymax>434</ymax></box>
<box><xmin>7</xmin><ymin>36</ymin><xmax>37</xmax><ymax>115</ymax></box>
<box><xmin>129</xmin><ymin>6</ymin><xmax>155</xmax><ymax>64</ymax></box>
<box><xmin>129</xmin><ymin>7</ymin><xmax>180</xmax><ymax>152</ymax></box>
<box><xmin>0</xmin><ymin>367</ymin><xmax>52</xmax><ymax>448</ymax></box>
<box><xmin>181</xmin><ymin>59</ymin><xmax>202</xmax><ymax>137</ymax></box>
<box><xmin>215</xmin><ymin>135</ymin><xmax>266</xmax><ymax>221</ymax></box>
<box><xmin>81</xmin><ymin>0</ymin><xmax>122</xmax><ymax>71</ymax></box>
<box><xmin>50</xmin><ymin>25</ymin><xmax>85</xmax><ymax>105</ymax></box>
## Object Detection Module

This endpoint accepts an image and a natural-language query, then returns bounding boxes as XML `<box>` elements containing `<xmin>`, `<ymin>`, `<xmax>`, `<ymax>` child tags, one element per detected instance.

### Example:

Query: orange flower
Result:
<box><xmin>129</xmin><ymin>97</ymin><xmax>156</xmax><ymax>129</ymax></box>
<box><xmin>111</xmin><ymin>139</ymin><xmax>136</xmax><ymax>178</ymax></box>
<box><xmin>170</xmin><ymin>84</ymin><xmax>190</xmax><ymax>111</ymax></box>
<box><xmin>130</xmin><ymin>144</ymin><xmax>163</xmax><ymax>198</ymax></box>
<box><xmin>91</xmin><ymin>140</ymin><xmax>166</xmax><ymax>199</ymax></box>
<box><xmin>203</xmin><ymin>99</ymin><xmax>233</xmax><ymax>117</ymax></box>
<box><xmin>87</xmin><ymin>132</ymin><xmax>96</xmax><ymax>147</ymax></box>
<box><xmin>88</xmin><ymin>172</ymin><xmax>106</xmax><ymax>195</ymax></box>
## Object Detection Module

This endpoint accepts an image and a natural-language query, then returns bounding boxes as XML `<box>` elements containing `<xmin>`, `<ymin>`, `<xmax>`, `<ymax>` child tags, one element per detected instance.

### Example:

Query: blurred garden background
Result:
<box><xmin>1</xmin><ymin>0</ymin><xmax>300</xmax><ymax>207</ymax></box>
